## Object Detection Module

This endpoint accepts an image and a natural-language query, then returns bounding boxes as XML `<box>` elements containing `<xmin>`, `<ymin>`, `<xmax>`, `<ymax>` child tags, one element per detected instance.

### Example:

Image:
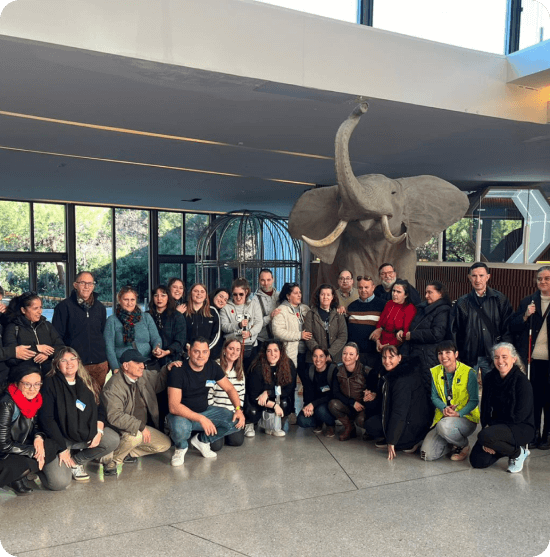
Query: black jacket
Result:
<box><xmin>0</xmin><ymin>323</ymin><xmax>16</xmax><ymax>385</ymax></box>
<box><xmin>184</xmin><ymin>308</ymin><xmax>220</xmax><ymax>350</ymax></box>
<box><xmin>151</xmin><ymin>310</ymin><xmax>187</xmax><ymax>364</ymax></box>
<box><xmin>0</xmin><ymin>392</ymin><xmax>43</xmax><ymax>459</ymax></box>
<box><xmin>480</xmin><ymin>366</ymin><xmax>534</xmax><ymax>446</ymax></box>
<box><xmin>302</xmin><ymin>363</ymin><xmax>338</xmax><ymax>408</ymax></box>
<box><xmin>246</xmin><ymin>361</ymin><xmax>297</xmax><ymax>406</ymax></box>
<box><xmin>510</xmin><ymin>291</ymin><xmax>550</xmax><ymax>366</ymax></box>
<box><xmin>380</xmin><ymin>357</ymin><xmax>432</xmax><ymax>449</ymax></box>
<box><xmin>450</xmin><ymin>287</ymin><xmax>513</xmax><ymax>368</ymax></box>
<box><xmin>52</xmin><ymin>291</ymin><xmax>107</xmax><ymax>365</ymax></box>
<box><xmin>39</xmin><ymin>373</ymin><xmax>106</xmax><ymax>451</ymax></box>
<box><xmin>401</xmin><ymin>299</ymin><xmax>451</xmax><ymax>370</ymax></box>
<box><xmin>4</xmin><ymin>315</ymin><xmax>65</xmax><ymax>374</ymax></box>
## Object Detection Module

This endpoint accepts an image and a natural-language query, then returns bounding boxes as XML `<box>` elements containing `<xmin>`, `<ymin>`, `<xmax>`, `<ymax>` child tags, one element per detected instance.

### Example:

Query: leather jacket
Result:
<box><xmin>450</xmin><ymin>287</ymin><xmax>513</xmax><ymax>368</ymax></box>
<box><xmin>0</xmin><ymin>392</ymin><xmax>43</xmax><ymax>459</ymax></box>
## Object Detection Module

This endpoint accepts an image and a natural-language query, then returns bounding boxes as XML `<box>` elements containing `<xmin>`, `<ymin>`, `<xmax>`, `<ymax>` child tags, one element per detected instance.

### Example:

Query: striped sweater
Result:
<box><xmin>346</xmin><ymin>296</ymin><xmax>387</xmax><ymax>354</ymax></box>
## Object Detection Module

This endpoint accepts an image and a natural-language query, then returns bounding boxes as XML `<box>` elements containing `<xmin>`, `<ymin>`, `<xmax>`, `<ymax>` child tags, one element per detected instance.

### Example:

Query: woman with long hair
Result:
<box><xmin>244</xmin><ymin>340</ymin><xmax>296</xmax><ymax>438</ymax></box>
<box><xmin>209</xmin><ymin>339</ymin><xmax>246</xmax><ymax>450</ymax></box>
<box><xmin>184</xmin><ymin>283</ymin><xmax>220</xmax><ymax>351</ymax></box>
<box><xmin>148</xmin><ymin>284</ymin><xmax>187</xmax><ymax>366</ymax></box>
<box><xmin>470</xmin><ymin>342</ymin><xmax>534</xmax><ymax>473</ymax></box>
<box><xmin>304</xmin><ymin>283</ymin><xmax>347</xmax><ymax>364</ymax></box>
<box><xmin>38</xmin><ymin>347</ymin><xmax>120</xmax><ymax>487</ymax></box>
<box><xmin>103</xmin><ymin>286</ymin><xmax>162</xmax><ymax>373</ymax></box>
<box><xmin>4</xmin><ymin>292</ymin><xmax>64</xmax><ymax>375</ymax></box>
<box><xmin>370</xmin><ymin>279</ymin><xmax>417</xmax><ymax>352</ymax></box>
<box><xmin>167</xmin><ymin>277</ymin><xmax>187</xmax><ymax>315</ymax></box>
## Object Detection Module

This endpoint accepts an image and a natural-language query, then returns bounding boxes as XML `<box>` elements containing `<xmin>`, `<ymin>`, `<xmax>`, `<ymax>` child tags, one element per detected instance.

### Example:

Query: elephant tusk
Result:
<box><xmin>381</xmin><ymin>215</ymin><xmax>407</xmax><ymax>245</ymax></box>
<box><xmin>302</xmin><ymin>220</ymin><xmax>348</xmax><ymax>247</ymax></box>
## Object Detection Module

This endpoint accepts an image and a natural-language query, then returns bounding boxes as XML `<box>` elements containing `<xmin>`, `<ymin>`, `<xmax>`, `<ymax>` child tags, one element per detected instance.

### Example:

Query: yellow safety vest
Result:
<box><xmin>430</xmin><ymin>362</ymin><xmax>480</xmax><ymax>427</ymax></box>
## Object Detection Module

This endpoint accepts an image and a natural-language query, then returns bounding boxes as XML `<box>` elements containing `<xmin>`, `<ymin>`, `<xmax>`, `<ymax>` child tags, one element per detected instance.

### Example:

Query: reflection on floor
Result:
<box><xmin>1</xmin><ymin>426</ymin><xmax>549</xmax><ymax>557</ymax></box>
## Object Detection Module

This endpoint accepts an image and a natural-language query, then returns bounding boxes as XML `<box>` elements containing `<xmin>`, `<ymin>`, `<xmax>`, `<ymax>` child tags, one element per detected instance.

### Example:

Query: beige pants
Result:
<box><xmin>113</xmin><ymin>427</ymin><xmax>171</xmax><ymax>463</ymax></box>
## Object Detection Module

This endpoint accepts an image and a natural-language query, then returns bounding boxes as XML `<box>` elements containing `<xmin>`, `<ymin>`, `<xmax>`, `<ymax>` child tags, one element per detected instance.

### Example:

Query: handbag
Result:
<box><xmin>258</xmin><ymin>409</ymin><xmax>282</xmax><ymax>432</ymax></box>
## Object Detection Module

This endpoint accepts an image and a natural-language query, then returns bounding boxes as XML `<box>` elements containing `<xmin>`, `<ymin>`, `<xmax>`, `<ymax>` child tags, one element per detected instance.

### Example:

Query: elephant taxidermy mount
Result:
<box><xmin>288</xmin><ymin>102</ymin><xmax>469</xmax><ymax>287</ymax></box>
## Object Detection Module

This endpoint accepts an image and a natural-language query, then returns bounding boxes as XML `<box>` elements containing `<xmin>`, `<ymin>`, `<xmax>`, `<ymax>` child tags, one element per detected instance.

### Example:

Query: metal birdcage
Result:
<box><xmin>195</xmin><ymin>210</ymin><xmax>302</xmax><ymax>292</ymax></box>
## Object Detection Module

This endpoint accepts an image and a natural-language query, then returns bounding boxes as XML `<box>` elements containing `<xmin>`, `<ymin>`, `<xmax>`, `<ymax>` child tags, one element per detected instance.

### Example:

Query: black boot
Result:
<box><xmin>10</xmin><ymin>471</ymin><xmax>33</xmax><ymax>496</ymax></box>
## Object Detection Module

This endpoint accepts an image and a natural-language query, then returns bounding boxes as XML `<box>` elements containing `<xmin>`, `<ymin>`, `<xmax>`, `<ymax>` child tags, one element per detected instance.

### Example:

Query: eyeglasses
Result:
<box><xmin>19</xmin><ymin>382</ymin><xmax>42</xmax><ymax>390</ymax></box>
<box><xmin>357</xmin><ymin>275</ymin><xmax>374</xmax><ymax>282</ymax></box>
<box><xmin>60</xmin><ymin>357</ymin><xmax>79</xmax><ymax>365</ymax></box>
<box><xmin>338</xmin><ymin>277</ymin><xmax>352</xmax><ymax>282</ymax></box>
<box><xmin>233</xmin><ymin>293</ymin><xmax>245</xmax><ymax>297</ymax></box>
<box><xmin>76</xmin><ymin>281</ymin><xmax>95</xmax><ymax>287</ymax></box>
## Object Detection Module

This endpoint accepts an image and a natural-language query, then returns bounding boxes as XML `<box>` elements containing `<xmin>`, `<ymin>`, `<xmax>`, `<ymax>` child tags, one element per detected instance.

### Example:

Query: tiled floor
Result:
<box><xmin>1</xmin><ymin>426</ymin><xmax>549</xmax><ymax>557</ymax></box>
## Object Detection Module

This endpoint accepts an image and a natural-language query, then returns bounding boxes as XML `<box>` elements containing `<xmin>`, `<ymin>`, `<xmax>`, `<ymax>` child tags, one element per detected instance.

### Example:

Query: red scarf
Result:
<box><xmin>8</xmin><ymin>384</ymin><xmax>42</xmax><ymax>419</ymax></box>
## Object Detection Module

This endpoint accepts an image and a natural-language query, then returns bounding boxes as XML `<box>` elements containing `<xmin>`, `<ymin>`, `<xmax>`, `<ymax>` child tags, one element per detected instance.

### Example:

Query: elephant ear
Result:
<box><xmin>399</xmin><ymin>176</ymin><xmax>469</xmax><ymax>249</ymax></box>
<box><xmin>288</xmin><ymin>186</ymin><xmax>343</xmax><ymax>264</ymax></box>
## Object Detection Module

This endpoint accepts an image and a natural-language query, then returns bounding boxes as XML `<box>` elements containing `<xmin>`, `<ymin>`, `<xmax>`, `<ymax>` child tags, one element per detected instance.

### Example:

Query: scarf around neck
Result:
<box><xmin>8</xmin><ymin>384</ymin><xmax>42</xmax><ymax>419</ymax></box>
<box><xmin>116</xmin><ymin>305</ymin><xmax>142</xmax><ymax>344</ymax></box>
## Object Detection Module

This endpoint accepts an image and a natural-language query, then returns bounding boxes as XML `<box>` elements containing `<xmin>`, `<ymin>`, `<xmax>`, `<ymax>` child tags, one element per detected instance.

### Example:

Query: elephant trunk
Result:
<box><xmin>335</xmin><ymin>102</ymin><xmax>393</xmax><ymax>221</ymax></box>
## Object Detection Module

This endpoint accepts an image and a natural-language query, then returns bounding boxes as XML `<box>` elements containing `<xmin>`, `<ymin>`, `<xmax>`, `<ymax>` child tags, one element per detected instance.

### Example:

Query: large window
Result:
<box><xmin>254</xmin><ymin>0</ymin><xmax>358</xmax><ymax>23</ymax></box>
<box><xmin>519</xmin><ymin>0</ymin><xmax>550</xmax><ymax>50</ymax></box>
<box><xmin>373</xmin><ymin>0</ymin><xmax>508</xmax><ymax>54</ymax></box>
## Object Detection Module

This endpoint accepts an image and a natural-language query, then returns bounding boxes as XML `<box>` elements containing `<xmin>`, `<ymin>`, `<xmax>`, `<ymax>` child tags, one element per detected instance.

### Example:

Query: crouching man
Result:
<box><xmin>167</xmin><ymin>337</ymin><xmax>245</xmax><ymax>466</ymax></box>
<box><xmin>100</xmin><ymin>349</ymin><xmax>175</xmax><ymax>475</ymax></box>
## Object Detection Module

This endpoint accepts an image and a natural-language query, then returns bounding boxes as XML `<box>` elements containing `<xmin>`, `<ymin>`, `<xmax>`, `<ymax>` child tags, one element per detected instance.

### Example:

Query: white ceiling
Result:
<box><xmin>1</xmin><ymin>34</ymin><xmax>549</xmax><ymax>217</ymax></box>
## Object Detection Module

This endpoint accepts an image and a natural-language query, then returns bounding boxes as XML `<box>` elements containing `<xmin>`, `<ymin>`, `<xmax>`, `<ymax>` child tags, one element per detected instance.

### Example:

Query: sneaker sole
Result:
<box><xmin>190</xmin><ymin>437</ymin><xmax>218</xmax><ymax>458</ymax></box>
<box><xmin>72</xmin><ymin>476</ymin><xmax>90</xmax><ymax>481</ymax></box>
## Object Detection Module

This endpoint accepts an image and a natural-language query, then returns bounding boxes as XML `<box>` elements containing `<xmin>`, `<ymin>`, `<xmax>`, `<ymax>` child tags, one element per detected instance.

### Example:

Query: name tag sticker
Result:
<box><xmin>75</xmin><ymin>399</ymin><xmax>86</xmax><ymax>412</ymax></box>
<box><xmin>275</xmin><ymin>386</ymin><xmax>282</xmax><ymax>396</ymax></box>
<box><xmin>205</xmin><ymin>380</ymin><xmax>216</xmax><ymax>387</ymax></box>
<box><xmin>321</xmin><ymin>385</ymin><xmax>330</xmax><ymax>393</ymax></box>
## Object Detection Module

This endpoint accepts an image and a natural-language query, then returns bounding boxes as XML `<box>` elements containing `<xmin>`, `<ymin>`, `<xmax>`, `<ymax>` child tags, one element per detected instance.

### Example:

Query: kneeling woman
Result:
<box><xmin>297</xmin><ymin>348</ymin><xmax>338</xmax><ymax>437</ymax></box>
<box><xmin>245</xmin><ymin>340</ymin><xmax>296</xmax><ymax>437</ymax></box>
<box><xmin>209</xmin><ymin>339</ymin><xmax>246</xmax><ymax>451</ymax></box>
<box><xmin>328</xmin><ymin>342</ymin><xmax>368</xmax><ymax>441</ymax></box>
<box><xmin>38</xmin><ymin>348</ymin><xmax>120</xmax><ymax>488</ymax></box>
<box><xmin>420</xmin><ymin>340</ymin><xmax>479</xmax><ymax>461</ymax></box>
<box><xmin>0</xmin><ymin>364</ymin><xmax>57</xmax><ymax>494</ymax></box>
<box><xmin>470</xmin><ymin>343</ymin><xmax>534</xmax><ymax>473</ymax></box>
<box><xmin>364</xmin><ymin>346</ymin><xmax>432</xmax><ymax>460</ymax></box>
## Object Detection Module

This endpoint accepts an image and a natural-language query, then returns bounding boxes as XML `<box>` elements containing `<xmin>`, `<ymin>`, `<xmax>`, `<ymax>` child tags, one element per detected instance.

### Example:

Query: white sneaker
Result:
<box><xmin>190</xmin><ymin>434</ymin><xmax>217</xmax><ymax>458</ymax></box>
<box><xmin>171</xmin><ymin>448</ymin><xmax>188</xmax><ymax>467</ymax></box>
<box><xmin>71</xmin><ymin>464</ymin><xmax>90</xmax><ymax>481</ymax></box>
<box><xmin>265</xmin><ymin>429</ymin><xmax>286</xmax><ymax>437</ymax></box>
<box><xmin>244</xmin><ymin>423</ymin><xmax>256</xmax><ymax>438</ymax></box>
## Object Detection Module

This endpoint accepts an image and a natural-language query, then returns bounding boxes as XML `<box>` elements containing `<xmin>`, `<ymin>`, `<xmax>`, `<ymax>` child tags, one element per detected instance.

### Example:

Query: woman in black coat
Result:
<box><xmin>0</xmin><ymin>363</ymin><xmax>58</xmax><ymax>494</ymax></box>
<box><xmin>38</xmin><ymin>347</ymin><xmax>120</xmax><ymax>488</ymax></box>
<box><xmin>470</xmin><ymin>343</ymin><xmax>534</xmax><ymax>473</ymax></box>
<box><xmin>399</xmin><ymin>281</ymin><xmax>451</xmax><ymax>371</ymax></box>
<box><xmin>364</xmin><ymin>345</ymin><xmax>433</xmax><ymax>460</ymax></box>
<box><xmin>4</xmin><ymin>292</ymin><xmax>64</xmax><ymax>375</ymax></box>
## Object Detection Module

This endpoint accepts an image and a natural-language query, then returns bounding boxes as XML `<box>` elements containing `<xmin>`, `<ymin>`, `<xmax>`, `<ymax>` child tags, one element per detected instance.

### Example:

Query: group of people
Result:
<box><xmin>0</xmin><ymin>261</ymin><xmax>547</xmax><ymax>495</ymax></box>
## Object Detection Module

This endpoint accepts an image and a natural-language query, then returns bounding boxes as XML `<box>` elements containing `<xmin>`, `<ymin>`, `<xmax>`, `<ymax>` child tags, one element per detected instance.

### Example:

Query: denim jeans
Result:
<box><xmin>475</xmin><ymin>356</ymin><xmax>492</xmax><ymax>381</ymax></box>
<box><xmin>297</xmin><ymin>402</ymin><xmax>335</xmax><ymax>428</ymax></box>
<box><xmin>166</xmin><ymin>406</ymin><xmax>240</xmax><ymax>449</ymax></box>
<box><xmin>420</xmin><ymin>417</ymin><xmax>477</xmax><ymax>461</ymax></box>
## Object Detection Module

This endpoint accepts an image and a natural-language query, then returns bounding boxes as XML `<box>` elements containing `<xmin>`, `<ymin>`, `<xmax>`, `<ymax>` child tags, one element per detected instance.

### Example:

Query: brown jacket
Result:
<box><xmin>334</xmin><ymin>365</ymin><xmax>367</xmax><ymax>402</ymax></box>
<box><xmin>304</xmin><ymin>307</ymin><xmax>348</xmax><ymax>364</ymax></box>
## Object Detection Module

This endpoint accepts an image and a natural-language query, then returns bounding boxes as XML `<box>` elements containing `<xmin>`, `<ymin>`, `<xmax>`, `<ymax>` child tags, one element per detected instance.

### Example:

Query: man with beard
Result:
<box><xmin>252</xmin><ymin>269</ymin><xmax>280</xmax><ymax>344</ymax></box>
<box><xmin>373</xmin><ymin>263</ymin><xmax>421</xmax><ymax>306</ymax></box>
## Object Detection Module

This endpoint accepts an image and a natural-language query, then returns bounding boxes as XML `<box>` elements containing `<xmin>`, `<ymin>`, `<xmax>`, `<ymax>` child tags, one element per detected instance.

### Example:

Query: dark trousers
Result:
<box><xmin>470</xmin><ymin>424</ymin><xmax>521</xmax><ymax>468</ymax></box>
<box><xmin>364</xmin><ymin>414</ymin><xmax>384</xmax><ymax>439</ymax></box>
<box><xmin>245</xmin><ymin>397</ymin><xmax>292</xmax><ymax>424</ymax></box>
<box><xmin>360</xmin><ymin>352</ymin><xmax>380</xmax><ymax>371</ymax></box>
<box><xmin>328</xmin><ymin>399</ymin><xmax>365</xmax><ymax>428</ymax></box>
<box><xmin>530</xmin><ymin>359</ymin><xmax>550</xmax><ymax>439</ymax></box>
<box><xmin>210</xmin><ymin>429</ymin><xmax>245</xmax><ymax>451</ymax></box>
<box><xmin>0</xmin><ymin>438</ymin><xmax>57</xmax><ymax>487</ymax></box>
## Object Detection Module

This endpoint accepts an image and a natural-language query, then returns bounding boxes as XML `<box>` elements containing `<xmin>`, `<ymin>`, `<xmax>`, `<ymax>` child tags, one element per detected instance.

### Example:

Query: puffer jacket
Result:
<box><xmin>272</xmin><ymin>302</ymin><xmax>309</xmax><ymax>366</ymax></box>
<box><xmin>220</xmin><ymin>299</ymin><xmax>263</xmax><ymax>348</ymax></box>
<box><xmin>304</xmin><ymin>307</ymin><xmax>347</xmax><ymax>364</ymax></box>
<box><xmin>0</xmin><ymin>392</ymin><xmax>43</xmax><ymax>459</ymax></box>
<box><xmin>401</xmin><ymin>298</ymin><xmax>451</xmax><ymax>370</ymax></box>
<box><xmin>380</xmin><ymin>357</ymin><xmax>433</xmax><ymax>450</ymax></box>
<box><xmin>450</xmin><ymin>287</ymin><xmax>513</xmax><ymax>367</ymax></box>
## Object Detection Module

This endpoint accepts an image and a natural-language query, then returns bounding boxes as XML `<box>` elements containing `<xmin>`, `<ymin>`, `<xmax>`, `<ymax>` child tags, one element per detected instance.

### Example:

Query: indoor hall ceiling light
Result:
<box><xmin>0</xmin><ymin>110</ymin><xmax>332</xmax><ymax>160</ymax></box>
<box><xmin>0</xmin><ymin>145</ymin><xmax>316</xmax><ymax>186</ymax></box>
